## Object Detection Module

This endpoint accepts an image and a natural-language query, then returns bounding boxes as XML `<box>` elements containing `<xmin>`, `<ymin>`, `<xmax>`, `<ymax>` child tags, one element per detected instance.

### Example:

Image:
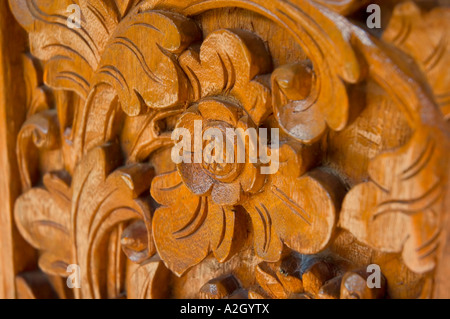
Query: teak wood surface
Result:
<box><xmin>0</xmin><ymin>0</ymin><xmax>449</xmax><ymax>299</ymax></box>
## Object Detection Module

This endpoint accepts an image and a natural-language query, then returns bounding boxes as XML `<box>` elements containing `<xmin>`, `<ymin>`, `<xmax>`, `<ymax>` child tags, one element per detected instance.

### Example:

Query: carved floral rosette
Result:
<box><xmin>9</xmin><ymin>0</ymin><xmax>450</xmax><ymax>299</ymax></box>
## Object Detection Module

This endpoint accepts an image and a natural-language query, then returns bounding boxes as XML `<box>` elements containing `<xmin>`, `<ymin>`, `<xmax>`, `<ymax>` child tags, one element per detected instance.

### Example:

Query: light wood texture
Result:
<box><xmin>0</xmin><ymin>0</ymin><xmax>449</xmax><ymax>299</ymax></box>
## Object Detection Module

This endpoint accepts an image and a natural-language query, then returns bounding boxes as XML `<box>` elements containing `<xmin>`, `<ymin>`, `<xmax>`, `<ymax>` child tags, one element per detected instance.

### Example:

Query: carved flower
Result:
<box><xmin>151</xmin><ymin>139</ymin><xmax>345</xmax><ymax>275</ymax></box>
<box><xmin>175</xmin><ymin>98</ymin><xmax>265</xmax><ymax>206</ymax></box>
<box><xmin>149</xmin><ymin>25</ymin><xmax>347</xmax><ymax>275</ymax></box>
<box><xmin>147</xmin><ymin>29</ymin><xmax>275</xmax><ymax>276</ymax></box>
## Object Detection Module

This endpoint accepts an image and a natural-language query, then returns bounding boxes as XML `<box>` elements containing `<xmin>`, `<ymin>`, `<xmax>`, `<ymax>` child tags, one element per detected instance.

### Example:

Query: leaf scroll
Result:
<box><xmin>340</xmin><ymin>129</ymin><xmax>449</xmax><ymax>274</ymax></box>
<box><xmin>95</xmin><ymin>10</ymin><xmax>201</xmax><ymax>116</ymax></box>
<box><xmin>9</xmin><ymin>0</ymin><xmax>120</xmax><ymax>98</ymax></box>
<box><xmin>14</xmin><ymin>172</ymin><xmax>72</xmax><ymax>276</ymax></box>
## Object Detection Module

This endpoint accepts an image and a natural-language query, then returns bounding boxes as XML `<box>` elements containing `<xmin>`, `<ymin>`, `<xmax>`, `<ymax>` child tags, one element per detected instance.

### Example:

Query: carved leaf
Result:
<box><xmin>10</xmin><ymin>1</ymin><xmax>203</xmax><ymax>168</ymax></box>
<box><xmin>95</xmin><ymin>10</ymin><xmax>201</xmax><ymax>116</ymax></box>
<box><xmin>262</xmin><ymin>0</ymin><xmax>363</xmax><ymax>144</ymax></box>
<box><xmin>73</xmin><ymin>84</ymin><xmax>123</xmax><ymax>157</ymax></box>
<box><xmin>121</xmin><ymin>107</ymin><xmax>182</xmax><ymax>163</ymax></box>
<box><xmin>151</xmin><ymin>170</ymin><xmax>244</xmax><ymax>275</ymax></box>
<box><xmin>340</xmin><ymin>268</ymin><xmax>386</xmax><ymax>299</ymax></box>
<box><xmin>15</xmin><ymin>143</ymin><xmax>156</xmax><ymax>298</ymax></box>
<box><xmin>9</xmin><ymin>0</ymin><xmax>120</xmax><ymax>98</ymax></box>
<box><xmin>71</xmin><ymin>144</ymin><xmax>154</xmax><ymax>297</ymax></box>
<box><xmin>127</xmin><ymin>261</ymin><xmax>171</xmax><ymax>299</ymax></box>
<box><xmin>383</xmin><ymin>2</ymin><xmax>450</xmax><ymax>120</ymax></box>
<box><xmin>340</xmin><ymin>129</ymin><xmax>449</xmax><ymax>273</ymax></box>
<box><xmin>105</xmin><ymin>225</ymin><xmax>127</xmax><ymax>298</ymax></box>
<box><xmin>22</xmin><ymin>53</ymin><xmax>51</xmax><ymax>117</ymax></box>
<box><xmin>151</xmin><ymin>0</ymin><xmax>363</xmax><ymax>94</ymax></box>
<box><xmin>17</xmin><ymin>110</ymin><xmax>61</xmax><ymax>191</ymax></box>
<box><xmin>179</xmin><ymin>29</ymin><xmax>272</xmax><ymax>125</ymax></box>
<box><xmin>14</xmin><ymin>172</ymin><xmax>72</xmax><ymax>276</ymax></box>
<box><xmin>72</xmin><ymin>10</ymin><xmax>201</xmax><ymax>160</ymax></box>
<box><xmin>114</xmin><ymin>0</ymin><xmax>141</xmax><ymax>18</ymax></box>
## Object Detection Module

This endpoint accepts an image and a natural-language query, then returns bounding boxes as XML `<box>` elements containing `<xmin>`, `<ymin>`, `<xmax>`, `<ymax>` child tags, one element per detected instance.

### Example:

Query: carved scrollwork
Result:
<box><xmin>7</xmin><ymin>0</ymin><xmax>450</xmax><ymax>299</ymax></box>
<box><xmin>340</xmin><ymin>127</ymin><xmax>449</xmax><ymax>274</ymax></box>
<box><xmin>15</xmin><ymin>144</ymin><xmax>155</xmax><ymax>298</ymax></box>
<box><xmin>383</xmin><ymin>2</ymin><xmax>450</xmax><ymax>120</ymax></box>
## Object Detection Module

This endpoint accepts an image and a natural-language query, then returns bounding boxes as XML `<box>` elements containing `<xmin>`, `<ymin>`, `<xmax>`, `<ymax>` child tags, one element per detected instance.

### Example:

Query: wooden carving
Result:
<box><xmin>0</xmin><ymin>0</ymin><xmax>449</xmax><ymax>299</ymax></box>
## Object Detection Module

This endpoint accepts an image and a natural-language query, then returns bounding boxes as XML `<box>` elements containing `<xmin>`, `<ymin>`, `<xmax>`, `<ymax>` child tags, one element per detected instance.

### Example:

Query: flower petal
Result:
<box><xmin>179</xmin><ymin>29</ymin><xmax>272</xmax><ymax>125</ymax></box>
<box><xmin>240</xmin><ymin>163</ymin><xmax>265</xmax><ymax>193</ymax></box>
<box><xmin>152</xmin><ymin>200</ymin><xmax>210</xmax><ymax>276</ymax></box>
<box><xmin>151</xmin><ymin>169</ymin><xmax>206</xmax><ymax>206</ymax></box>
<box><xmin>243</xmin><ymin>201</ymin><xmax>284</xmax><ymax>262</ymax></box>
<box><xmin>152</xmin><ymin>194</ymin><xmax>243</xmax><ymax>275</ymax></box>
<box><xmin>243</xmin><ymin>168</ymin><xmax>344</xmax><ymax>261</ymax></box>
<box><xmin>208</xmin><ymin>202</ymin><xmax>246</xmax><ymax>262</ymax></box>
<box><xmin>175</xmin><ymin>106</ymin><xmax>203</xmax><ymax>136</ymax></box>
<box><xmin>178</xmin><ymin>163</ymin><xmax>214</xmax><ymax>196</ymax></box>
<box><xmin>211</xmin><ymin>181</ymin><xmax>241</xmax><ymax>206</ymax></box>
<box><xmin>198</xmin><ymin>98</ymin><xmax>242</xmax><ymax>126</ymax></box>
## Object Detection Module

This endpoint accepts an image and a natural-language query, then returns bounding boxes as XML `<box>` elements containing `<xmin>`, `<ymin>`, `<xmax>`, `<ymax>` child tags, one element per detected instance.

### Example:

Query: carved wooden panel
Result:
<box><xmin>0</xmin><ymin>0</ymin><xmax>449</xmax><ymax>299</ymax></box>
